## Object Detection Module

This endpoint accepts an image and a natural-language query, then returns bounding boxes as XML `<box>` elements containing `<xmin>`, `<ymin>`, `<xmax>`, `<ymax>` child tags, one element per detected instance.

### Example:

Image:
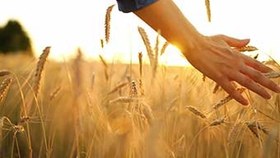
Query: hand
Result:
<box><xmin>184</xmin><ymin>34</ymin><xmax>280</xmax><ymax>105</ymax></box>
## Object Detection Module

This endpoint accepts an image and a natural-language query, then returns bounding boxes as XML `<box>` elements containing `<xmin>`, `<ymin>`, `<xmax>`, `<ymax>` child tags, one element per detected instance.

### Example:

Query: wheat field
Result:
<box><xmin>1</xmin><ymin>3</ymin><xmax>280</xmax><ymax>158</ymax></box>
<box><xmin>0</xmin><ymin>47</ymin><xmax>280</xmax><ymax>158</ymax></box>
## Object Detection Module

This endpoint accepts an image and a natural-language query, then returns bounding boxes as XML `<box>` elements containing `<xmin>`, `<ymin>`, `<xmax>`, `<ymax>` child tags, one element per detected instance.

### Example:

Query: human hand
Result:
<box><xmin>184</xmin><ymin>34</ymin><xmax>280</xmax><ymax>105</ymax></box>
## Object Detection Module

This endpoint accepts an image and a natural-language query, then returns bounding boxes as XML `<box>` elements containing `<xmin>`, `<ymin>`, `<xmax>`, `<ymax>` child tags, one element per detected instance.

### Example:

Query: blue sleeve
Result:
<box><xmin>116</xmin><ymin>0</ymin><xmax>157</xmax><ymax>13</ymax></box>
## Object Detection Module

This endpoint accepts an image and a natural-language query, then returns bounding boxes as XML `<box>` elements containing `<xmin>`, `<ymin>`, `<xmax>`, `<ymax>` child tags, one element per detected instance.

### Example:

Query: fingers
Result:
<box><xmin>243</xmin><ymin>55</ymin><xmax>273</xmax><ymax>73</ymax></box>
<box><xmin>218</xmin><ymin>35</ymin><xmax>250</xmax><ymax>48</ymax></box>
<box><xmin>241</xmin><ymin>66</ymin><xmax>280</xmax><ymax>93</ymax></box>
<box><xmin>230</xmin><ymin>71</ymin><xmax>271</xmax><ymax>99</ymax></box>
<box><xmin>218</xmin><ymin>78</ymin><xmax>249</xmax><ymax>105</ymax></box>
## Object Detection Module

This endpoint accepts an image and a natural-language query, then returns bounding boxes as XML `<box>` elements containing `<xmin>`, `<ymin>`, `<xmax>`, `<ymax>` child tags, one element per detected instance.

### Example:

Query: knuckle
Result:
<box><xmin>253</xmin><ymin>71</ymin><xmax>263</xmax><ymax>79</ymax></box>
<box><xmin>242</xmin><ymin>77</ymin><xmax>253</xmax><ymax>86</ymax></box>
<box><xmin>267</xmin><ymin>80</ymin><xmax>277</xmax><ymax>88</ymax></box>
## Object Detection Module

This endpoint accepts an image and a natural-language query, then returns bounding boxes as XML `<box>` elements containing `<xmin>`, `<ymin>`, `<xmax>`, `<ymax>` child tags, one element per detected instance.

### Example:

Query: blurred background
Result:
<box><xmin>0</xmin><ymin>0</ymin><xmax>279</xmax><ymax>65</ymax></box>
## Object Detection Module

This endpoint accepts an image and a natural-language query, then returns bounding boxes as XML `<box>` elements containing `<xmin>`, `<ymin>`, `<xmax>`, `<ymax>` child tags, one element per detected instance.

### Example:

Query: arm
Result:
<box><xmin>134</xmin><ymin>0</ymin><xmax>280</xmax><ymax>105</ymax></box>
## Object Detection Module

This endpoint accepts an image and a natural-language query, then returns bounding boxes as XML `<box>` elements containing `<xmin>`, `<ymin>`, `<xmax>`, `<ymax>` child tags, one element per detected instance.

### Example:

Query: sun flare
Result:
<box><xmin>0</xmin><ymin>0</ymin><xmax>279</xmax><ymax>65</ymax></box>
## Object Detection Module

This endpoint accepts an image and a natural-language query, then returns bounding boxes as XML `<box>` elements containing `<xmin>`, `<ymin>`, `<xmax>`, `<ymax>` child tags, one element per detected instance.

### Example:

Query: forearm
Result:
<box><xmin>134</xmin><ymin>0</ymin><xmax>203</xmax><ymax>56</ymax></box>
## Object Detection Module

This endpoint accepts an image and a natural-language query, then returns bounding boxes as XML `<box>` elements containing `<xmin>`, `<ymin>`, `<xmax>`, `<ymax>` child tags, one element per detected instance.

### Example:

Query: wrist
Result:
<box><xmin>181</xmin><ymin>32</ymin><xmax>206</xmax><ymax>58</ymax></box>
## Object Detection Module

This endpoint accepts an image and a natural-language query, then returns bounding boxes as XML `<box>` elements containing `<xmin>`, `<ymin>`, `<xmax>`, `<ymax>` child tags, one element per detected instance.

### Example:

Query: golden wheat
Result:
<box><xmin>105</xmin><ymin>4</ymin><xmax>115</xmax><ymax>43</ymax></box>
<box><xmin>227</xmin><ymin>122</ymin><xmax>243</xmax><ymax>144</ymax></box>
<box><xmin>109</xmin><ymin>96</ymin><xmax>138</xmax><ymax>104</ymax></box>
<box><xmin>140</xmin><ymin>102</ymin><xmax>154</xmax><ymax>125</ymax></box>
<box><xmin>33</xmin><ymin>47</ymin><xmax>50</xmax><ymax>97</ymax></box>
<box><xmin>185</xmin><ymin>105</ymin><xmax>206</xmax><ymax>119</ymax></box>
<box><xmin>138</xmin><ymin>52</ymin><xmax>145</xmax><ymax>96</ymax></box>
<box><xmin>0</xmin><ymin>70</ymin><xmax>11</xmax><ymax>77</ymax></box>
<box><xmin>100</xmin><ymin>39</ymin><xmax>104</xmax><ymax>49</ymax></box>
<box><xmin>0</xmin><ymin>77</ymin><xmax>13</xmax><ymax>103</ymax></box>
<box><xmin>130</xmin><ymin>80</ymin><xmax>138</xmax><ymax>97</ymax></box>
<box><xmin>49</xmin><ymin>86</ymin><xmax>61</xmax><ymax>101</ymax></box>
<box><xmin>210</xmin><ymin>117</ymin><xmax>225</xmax><ymax>126</ymax></box>
<box><xmin>99</xmin><ymin>55</ymin><xmax>109</xmax><ymax>80</ymax></box>
<box><xmin>138</xmin><ymin>52</ymin><xmax>143</xmax><ymax>78</ymax></box>
<box><xmin>138</xmin><ymin>27</ymin><xmax>154</xmax><ymax>66</ymax></box>
<box><xmin>213</xmin><ymin>88</ymin><xmax>246</xmax><ymax>110</ymax></box>
<box><xmin>239</xmin><ymin>45</ymin><xmax>258</xmax><ymax>52</ymax></box>
<box><xmin>246</xmin><ymin>121</ymin><xmax>269</xmax><ymax>138</ymax></box>
<box><xmin>160</xmin><ymin>41</ymin><xmax>169</xmax><ymax>56</ymax></box>
<box><xmin>153</xmin><ymin>31</ymin><xmax>160</xmax><ymax>76</ymax></box>
<box><xmin>108</xmin><ymin>82</ymin><xmax>129</xmax><ymax>95</ymax></box>
<box><xmin>205</xmin><ymin>0</ymin><xmax>211</xmax><ymax>22</ymax></box>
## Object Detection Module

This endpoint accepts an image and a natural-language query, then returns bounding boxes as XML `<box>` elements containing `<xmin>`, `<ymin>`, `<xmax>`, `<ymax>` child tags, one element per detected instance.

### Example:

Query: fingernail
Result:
<box><xmin>242</xmin><ymin>99</ymin><xmax>249</xmax><ymax>106</ymax></box>
<box><xmin>265</xmin><ymin>94</ymin><xmax>271</xmax><ymax>99</ymax></box>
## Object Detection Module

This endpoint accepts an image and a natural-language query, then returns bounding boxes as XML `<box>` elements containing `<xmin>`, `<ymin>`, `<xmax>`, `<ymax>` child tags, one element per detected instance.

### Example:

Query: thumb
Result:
<box><xmin>219</xmin><ymin>35</ymin><xmax>250</xmax><ymax>48</ymax></box>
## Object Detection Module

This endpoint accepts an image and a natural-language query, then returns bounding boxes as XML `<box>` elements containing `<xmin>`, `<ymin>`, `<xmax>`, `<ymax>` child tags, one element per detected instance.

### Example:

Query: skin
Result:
<box><xmin>134</xmin><ymin>0</ymin><xmax>280</xmax><ymax>105</ymax></box>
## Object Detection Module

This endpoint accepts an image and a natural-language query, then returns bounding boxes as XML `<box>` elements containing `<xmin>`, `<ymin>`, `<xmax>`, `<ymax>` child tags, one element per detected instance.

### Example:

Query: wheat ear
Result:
<box><xmin>205</xmin><ymin>0</ymin><xmax>211</xmax><ymax>22</ymax></box>
<box><xmin>138</xmin><ymin>27</ymin><xmax>154</xmax><ymax>66</ymax></box>
<box><xmin>105</xmin><ymin>4</ymin><xmax>115</xmax><ymax>43</ymax></box>
<box><xmin>246</xmin><ymin>121</ymin><xmax>269</xmax><ymax>138</ymax></box>
<box><xmin>185</xmin><ymin>105</ymin><xmax>206</xmax><ymax>119</ymax></box>
<box><xmin>0</xmin><ymin>70</ymin><xmax>11</xmax><ymax>77</ymax></box>
<box><xmin>238</xmin><ymin>45</ymin><xmax>258</xmax><ymax>52</ymax></box>
<box><xmin>210</xmin><ymin>117</ymin><xmax>225</xmax><ymax>126</ymax></box>
<box><xmin>160</xmin><ymin>41</ymin><xmax>169</xmax><ymax>56</ymax></box>
<box><xmin>33</xmin><ymin>47</ymin><xmax>50</xmax><ymax>97</ymax></box>
<box><xmin>213</xmin><ymin>88</ymin><xmax>246</xmax><ymax>110</ymax></box>
<box><xmin>0</xmin><ymin>78</ymin><xmax>13</xmax><ymax>103</ymax></box>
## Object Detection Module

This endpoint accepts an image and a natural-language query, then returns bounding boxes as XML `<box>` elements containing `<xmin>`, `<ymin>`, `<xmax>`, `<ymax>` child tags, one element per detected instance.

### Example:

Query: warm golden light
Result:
<box><xmin>0</xmin><ymin>0</ymin><xmax>279</xmax><ymax>65</ymax></box>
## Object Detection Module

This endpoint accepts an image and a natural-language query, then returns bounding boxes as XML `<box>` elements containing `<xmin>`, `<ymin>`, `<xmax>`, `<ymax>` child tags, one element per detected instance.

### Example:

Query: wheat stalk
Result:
<box><xmin>99</xmin><ymin>55</ymin><xmax>108</xmax><ymax>68</ymax></box>
<box><xmin>138</xmin><ymin>52</ymin><xmax>144</xmax><ymax>96</ymax></box>
<box><xmin>100</xmin><ymin>39</ymin><xmax>104</xmax><ymax>49</ymax></box>
<box><xmin>138</xmin><ymin>27</ymin><xmax>154</xmax><ymax>66</ymax></box>
<box><xmin>185</xmin><ymin>105</ymin><xmax>206</xmax><ymax>119</ymax></box>
<box><xmin>213</xmin><ymin>88</ymin><xmax>246</xmax><ymax>110</ymax></box>
<box><xmin>109</xmin><ymin>96</ymin><xmax>138</xmax><ymax>104</ymax></box>
<box><xmin>108</xmin><ymin>82</ymin><xmax>129</xmax><ymax>95</ymax></box>
<box><xmin>140</xmin><ymin>102</ymin><xmax>154</xmax><ymax>125</ymax></box>
<box><xmin>49</xmin><ymin>86</ymin><xmax>61</xmax><ymax>101</ymax></box>
<box><xmin>33</xmin><ymin>47</ymin><xmax>50</xmax><ymax>97</ymax></box>
<box><xmin>105</xmin><ymin>4</ymin><xmax>115</xmax><ymax>43</ymax></box>
<box><xmin>99</xmin><ymin>55</ymin><xmax>109</xmax><ymax>80</ymax></box>
<box><xmin>205</xmin><ymin>0</ymin><xmax>211</xmax><ymax>22</ymax></box>
<box><xmin>0</xmin><ymin>78</ymin><xmax>13</xmax><ymax>103</ymax></box>
<box><xmin>91</xmin><ymin>72</ymin><xmax>95</xmax><ymax>91</ymax></box>
<box><xmin>160</xmin><ymin>41</ymin><xmax>169</xmax><ymax>56</ymax></box>
<box><xmin>153</xmin><ymin>31</ymin><xmax>160</xmax><ymax>76</ymax></box>
<box><xmin>227</xmin><ymin>122</ymin><xmax>243</xmax><ymax>144</ymax></box>
<box><xmin>210</xmin><ymin>117</ymin><xmax>225</xmax><ymax>126</ymax></box>
<box><xmin>138</xmin><ymin>52</ymin><xmax>143</xmax><ymax>78</ymax></box>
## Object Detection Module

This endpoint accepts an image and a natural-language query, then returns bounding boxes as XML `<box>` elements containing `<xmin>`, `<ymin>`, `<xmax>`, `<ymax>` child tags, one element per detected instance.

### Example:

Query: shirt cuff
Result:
<box><xmin>116</xmin><ymin>0</ymin><xmax>157</xmax><ymax>13</ymax></box>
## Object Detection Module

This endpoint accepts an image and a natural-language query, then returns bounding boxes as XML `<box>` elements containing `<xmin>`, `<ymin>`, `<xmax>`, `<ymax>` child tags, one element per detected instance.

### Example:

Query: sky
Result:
<box><xmin>0</xmin><ymin>0</ymin><xmax>279</xmax><ymax>66</ymax></box>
